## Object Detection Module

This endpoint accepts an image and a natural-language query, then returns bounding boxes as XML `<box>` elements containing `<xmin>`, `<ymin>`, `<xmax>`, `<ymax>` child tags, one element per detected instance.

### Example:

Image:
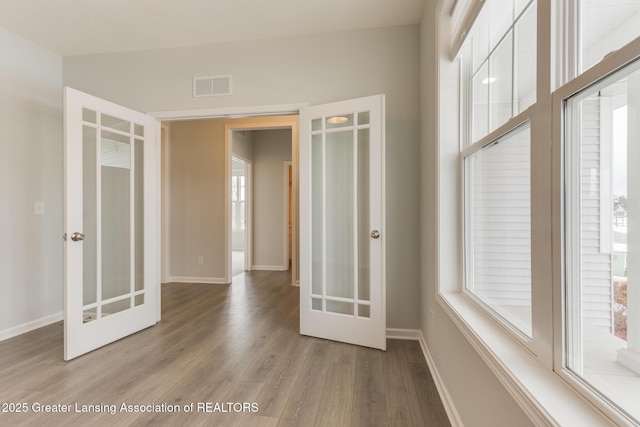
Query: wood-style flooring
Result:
<box><xmin>0</xmin><ymin>271</ymin><xmax>450</xmax><ymax>426</ymax></box>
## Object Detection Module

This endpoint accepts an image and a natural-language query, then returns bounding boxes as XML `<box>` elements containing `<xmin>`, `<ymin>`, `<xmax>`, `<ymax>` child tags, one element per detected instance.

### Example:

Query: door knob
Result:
<box><xmin>71</xmin><ymin>232</ymin><xmax>85</xmax><ymax>242</ymax></box>
<box><xmin>370</xmin><ymin>230</ymin><xmax>380</xmax><ymax>239</ymax></box>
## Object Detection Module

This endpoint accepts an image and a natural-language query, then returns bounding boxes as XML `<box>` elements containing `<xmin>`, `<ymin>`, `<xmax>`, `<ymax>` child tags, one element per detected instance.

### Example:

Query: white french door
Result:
<box><xmin>299</xmin><ymin>95</ymin><xmax>386</xmax><ymax>350</ymax></box>
<box><xmin>63</xmin><ymin>87</ymin><xmax>160</xmax><ymax>361</ymax></box>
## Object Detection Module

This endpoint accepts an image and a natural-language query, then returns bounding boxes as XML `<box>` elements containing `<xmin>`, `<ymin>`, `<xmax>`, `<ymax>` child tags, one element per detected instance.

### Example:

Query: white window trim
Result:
<box><xmin>437</xmin><ymin>0</ymin><xmax>640</xmax><ymax>424</ymax></box>
<box><xmin>437</xmin><ymin>292</ymin><xmax>613</xmax><ymax>426</ymax></box>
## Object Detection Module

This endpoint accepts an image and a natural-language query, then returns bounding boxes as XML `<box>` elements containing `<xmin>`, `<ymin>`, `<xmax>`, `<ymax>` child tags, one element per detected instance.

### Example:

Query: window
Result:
<box><xmin>438</xmin><ymin>0</ymin><xmax>640</xmax><ymax>423</ymax></box>
<box><xmin>460</xmin><ymin>0</ymin><xmax>536</xmax><ymax>339</ymax></box>
<box><xmin>563</xmin><ymin>55</ymin><xmax>640</xmax><ymax>424</ymax></box>
<box><xmin>463</xmin><ymin>0</ymin><xmax>536</xmax><ymax>144</ymax></box>
<box><xmin>464</xmin><ymin>123</ymin><xmax>532</xmax><ymax>338</ymax></box>
<box><xmin>231</xmin><ymin>174</ymin><xmax>245</xmax><ymax>230</ymax></box>
<box><xmin>579</xmin><ymin>1</ymin><xmax>640</xmax><ymax>73</ymax></box>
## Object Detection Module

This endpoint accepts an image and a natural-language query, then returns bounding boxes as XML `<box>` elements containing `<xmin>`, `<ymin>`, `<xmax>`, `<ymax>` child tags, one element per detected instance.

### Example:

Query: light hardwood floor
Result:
<box><xmin>0</xmin><ymin>271</ymin><xmax>450</xmax><ymax>426</ymax></box>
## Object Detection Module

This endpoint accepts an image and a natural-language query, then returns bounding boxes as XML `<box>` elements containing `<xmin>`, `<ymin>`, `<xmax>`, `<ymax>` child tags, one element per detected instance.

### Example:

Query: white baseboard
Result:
<box><xmin>251</xmin><ymin>265</ymin><xmax>288</xmax><ymax>271</ymax></box>
<box><xmin>169</xmin><ymin>276</ymin><xmax>229</xmax><ymax>284</ymax></box>
<box><xmin>0</xmin><ymin>312</ymin><xmax>63</xmax><ymax>343</ymax></box>
<box><xmin>386</xmin><ymin>328</ymin><xmax>463</xmax><ymax>427</ymax></box>
<box><xmin>386</xmin><ymin>328</ymin><xmax>423</xmax><ymax>340</ymax></box>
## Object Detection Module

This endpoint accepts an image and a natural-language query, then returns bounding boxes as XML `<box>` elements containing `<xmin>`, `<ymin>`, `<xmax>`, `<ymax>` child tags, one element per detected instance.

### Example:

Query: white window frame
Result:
<box><xmin>462</xmin><ymin>115</ymin><xmax>534</xmax><ymax>345</ymax></box>
<box><xmin>436</xmin><ymin>0</ymin><xmax>640</xmax><ymax>424</ymax></box>
<box><xmin>461</xmin><ymin>0</ymin><xmax>537</xmax><ymax>146</ymax></box>
<box><xmin>553</xmin><ymin>40</ymin><xmax>640</xmax><ymax>426</ymax></box>
<box><xmin>458</xmin><ymin>0</ymin><xmax>539</xmax><ymax>352</ymax></box>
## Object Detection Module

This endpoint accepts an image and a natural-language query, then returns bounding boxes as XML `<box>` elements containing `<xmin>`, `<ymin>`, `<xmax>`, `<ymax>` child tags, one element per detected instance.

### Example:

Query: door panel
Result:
<box><xmin>64</xmin><ymin>87</ymin><xmax>160</xmax><ymax>360</ymax></box>
<box><xmin>300</xmin><ymin>95</ymin><xmax>385</xmax><ymax>350</ymax></box>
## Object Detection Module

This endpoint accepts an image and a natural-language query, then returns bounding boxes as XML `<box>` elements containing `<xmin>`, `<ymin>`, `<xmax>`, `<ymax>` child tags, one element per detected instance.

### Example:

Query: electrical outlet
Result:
<box><xmin>34</xmin><ymin>201</ymin><xmax>44</xmax><ymax>215</ymax></box>
<box><xmin>198</xmin><ymin>256</ymin><xmax>204</xmax><ymax>265</ymax></box>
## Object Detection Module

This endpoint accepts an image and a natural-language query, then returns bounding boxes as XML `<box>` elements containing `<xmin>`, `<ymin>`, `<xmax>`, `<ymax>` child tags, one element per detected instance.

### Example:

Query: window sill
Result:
<box><xmin>437</xmin><ymin>291</ymin><xmax>615</xmax><ymax>426</ymax></box>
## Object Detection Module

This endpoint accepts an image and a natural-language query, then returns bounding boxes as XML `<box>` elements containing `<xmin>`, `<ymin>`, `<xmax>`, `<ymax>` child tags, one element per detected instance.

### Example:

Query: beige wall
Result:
<box><xmin>168</xmin><ymin>117</ymin><xmax>297</xmax><ymax>282</ymax></box>
<box><xmin>169</xmin><ymin>119</ymin><xmax>227</xmax><ymax>282</ymax></box>
<box><xmin>64</xmin><ymin>25</ymin><xmax>421</xmax><ymax>328</ymax></box>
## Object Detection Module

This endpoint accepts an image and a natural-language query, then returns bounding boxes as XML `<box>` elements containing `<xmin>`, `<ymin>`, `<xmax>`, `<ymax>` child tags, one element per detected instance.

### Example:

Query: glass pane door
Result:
<box><xmin>64</xmin><ymin>87</ymin><xmax>159</xmax><ymax>361</ymax></box>
<box><xmin>81</xmin><ymin>109</ymin><xmax>145</xmax><ymax>322</ymax></box>
<box><xmin>311</xmin><ymin>115</ymin><xmax>371</xmax><ymax>318</ymax></box>
<box><xmin>300</xmin><ymin>95</ymin><xmax>385</xmax><ymax>350</ymax></box>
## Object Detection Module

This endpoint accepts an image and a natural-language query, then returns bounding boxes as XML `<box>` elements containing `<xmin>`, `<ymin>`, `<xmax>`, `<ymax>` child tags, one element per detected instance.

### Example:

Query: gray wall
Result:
<box><xmin>64</xmin><ymin>25</ymin><xmax>421</xmax><ymax>329</ymax></box>
<box><xmin>232</xmin><ymin>130</ymin><xmax>254</xmax><ymax>161</ymax></box>
<box><xmin>419</xmin><ymin>2</ymin><xmax>533</xmax><ymax>426</ymax></box>
<box><xmin>252</xmin><ymin>129</ymin><xmax>292</xmax><ymax>269</ymax></box>
<box><xmin>0</xmin><ymin>26</ymin><xmax>63</xmax><ymax>334</ymax></box>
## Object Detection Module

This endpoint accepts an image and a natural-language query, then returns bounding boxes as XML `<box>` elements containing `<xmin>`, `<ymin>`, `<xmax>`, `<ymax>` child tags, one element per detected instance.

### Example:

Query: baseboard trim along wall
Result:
<box><xmin>0</xmin><ymin>312</ymin><xmax>63</xmax><ymax>343</ymax></box>
<box><xmin>386</xmin><ymin>328</ymin><xmax>463</xmax><ymax>427</ymax></box>
<box><xmin>169</xmin><ymin>276</ymin><xmax>229</xmax><ymax>284</ymax></box>
<box><xmin>251</xmin><ymin>265</ymin><xmax>288</xmax><ymax>271</ymax></box>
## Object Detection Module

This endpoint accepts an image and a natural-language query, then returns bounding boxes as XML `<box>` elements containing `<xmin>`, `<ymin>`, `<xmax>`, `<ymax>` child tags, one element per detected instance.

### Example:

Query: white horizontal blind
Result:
<box><xmin>466</xmin><ymin>123</ymin><xmax>532</xmax><ymax>336</ymax></box>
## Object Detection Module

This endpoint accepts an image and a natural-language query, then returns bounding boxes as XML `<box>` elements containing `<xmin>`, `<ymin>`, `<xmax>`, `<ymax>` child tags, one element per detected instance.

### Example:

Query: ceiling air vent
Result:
<box><xmin>193</xmin><ymin>75</ymin><xmax>232</xmax><ymax>97</ymax></box>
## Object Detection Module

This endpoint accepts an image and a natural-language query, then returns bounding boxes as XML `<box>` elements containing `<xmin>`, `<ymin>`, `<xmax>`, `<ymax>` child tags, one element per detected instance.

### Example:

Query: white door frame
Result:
<box><xmin>160</xmin><ymin>123</ymin><xmax>171</xmax><ymax>285</ymax></box>
<box><xmin>152</xmin><ymin>105</ymin><xmax>303</xmax><ymax>287</ymax></box>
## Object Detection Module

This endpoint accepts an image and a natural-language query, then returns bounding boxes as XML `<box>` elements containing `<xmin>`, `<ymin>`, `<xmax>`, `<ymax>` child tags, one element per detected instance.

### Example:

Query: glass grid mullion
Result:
<box><xmin>471</xmin><ymin>0</ymin><xmax>535</xmax><ymax>78</ymax></box>
<box><xmin>468</xmin><ymin>0</ymin><xmax>537</xmax><ymax>145</ymax></box>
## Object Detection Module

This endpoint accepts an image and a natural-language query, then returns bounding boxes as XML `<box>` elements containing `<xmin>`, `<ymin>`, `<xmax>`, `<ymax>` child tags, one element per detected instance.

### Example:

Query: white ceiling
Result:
<box><xmin>0</xmin><ymin>0</ymin><xmax>425</xmax><ymax>56</ymax></box>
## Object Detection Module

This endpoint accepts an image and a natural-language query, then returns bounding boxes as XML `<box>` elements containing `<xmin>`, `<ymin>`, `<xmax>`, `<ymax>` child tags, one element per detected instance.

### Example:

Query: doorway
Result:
<box><xmin>158</xmin><ymin>113</ymin><xmax>299</xmax><ymax>287</ymax></box>
<box><xmin>227</xmin><ymin>123</ymin><xmax>297</xmax><ymax>285</ymax></box>
<box><xmin>231</xmin><ymin>155</ymin><xmax>250</xmax><ymax>276</ymax></box>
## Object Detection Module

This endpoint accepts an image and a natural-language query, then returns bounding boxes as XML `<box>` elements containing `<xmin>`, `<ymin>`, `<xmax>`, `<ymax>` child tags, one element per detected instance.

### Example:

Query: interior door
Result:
<box><xmin>63</xmin><ymin>87</ymin><xmax>160</xmax><ymax>361</ymax></box>
<box><xmin>299</xmin><ymin>95</ymin><xmax>386</xmax><ymax>350</ymax></box>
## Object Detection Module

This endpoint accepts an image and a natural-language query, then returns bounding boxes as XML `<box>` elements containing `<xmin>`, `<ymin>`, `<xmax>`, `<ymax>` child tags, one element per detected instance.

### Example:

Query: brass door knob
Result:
<box><xmin>71</xmin><ymin>232</ymin><xmax>85</xmax><ymax>242</ymax></box>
